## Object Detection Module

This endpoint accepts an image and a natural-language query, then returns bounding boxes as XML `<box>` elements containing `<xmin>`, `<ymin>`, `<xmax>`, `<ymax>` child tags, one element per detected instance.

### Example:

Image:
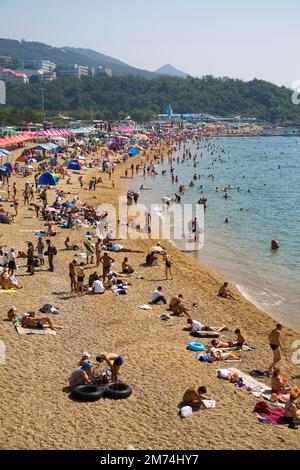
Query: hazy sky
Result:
<box><xmin>0</xmin><ymin>0</ymin><xmax>299</xmax><ymax>86</ymax></box>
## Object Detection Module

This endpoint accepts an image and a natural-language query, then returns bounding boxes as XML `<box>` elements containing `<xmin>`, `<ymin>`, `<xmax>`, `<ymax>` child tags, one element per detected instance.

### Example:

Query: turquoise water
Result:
<box><xmin>132</xmin><ymin>136</ymin><xmax>300</xmax><ymax>330</ymax></box>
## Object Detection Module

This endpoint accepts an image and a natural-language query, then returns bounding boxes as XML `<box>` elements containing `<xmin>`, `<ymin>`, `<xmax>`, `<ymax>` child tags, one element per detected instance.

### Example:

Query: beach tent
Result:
<box><xmin>52</xmin><ymin>174</ymin><xmax>61</xmax><ymax>182</ymax></box>
<box><xmin>0</xmin><ymin>214</ymin><xmax>11</xmax><ymax>224</ymax></box>
<box><xmin>0</xmin><ymin>165</ymin><xmax>7</xmax><ymax>176</ymax></box>
<box><xmin>38</xmin><ymin>171</ymin><xmax>57</xmax><ymax>186</ymax></box>
<box><xmin>67</xmin><ymin>159</ymin><xmax>81</xmax><ymax>170</ymax></box>
<box><xmin>4</xmin><ymin>162</ymin><xmax>12</xmax><ymax>176</ymax></box>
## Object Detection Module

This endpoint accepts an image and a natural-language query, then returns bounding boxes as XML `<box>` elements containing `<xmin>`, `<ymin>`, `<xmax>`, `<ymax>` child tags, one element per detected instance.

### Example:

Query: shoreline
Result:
<box><xmin>1</xmin><ymin>138</ymin><xmax>300</xmax><ymax>450</ymax></box>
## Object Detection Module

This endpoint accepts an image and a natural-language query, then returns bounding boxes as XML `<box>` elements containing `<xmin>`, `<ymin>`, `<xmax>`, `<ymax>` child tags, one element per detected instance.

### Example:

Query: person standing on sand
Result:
<box><xmin>27</xmin><ymin>242</ymin><xmax>35</xmax><ymax>275</ymax></box>
<box><xmin>76</xmin><ymin>262</ymin><xmax>86</xmax><ymax>295</ymax></box>
<box><xmin>69</xmin><ymin>259</ymin><xmax>77</xmax><ymax>293</ymax></box>
<box><xmin>95</xmin><ymin>238</ymin><xmax>102</xmax><ymax>268</ymax></box>
<box><xmin>84</xmin><ymin>236</ymin><xmax>95</xmax><ymax>265</ymax></box>
<box><xmin>45</xmin><ymin>239</ymin><xmax>57</xmax><ymax>272</ymax></box>
<box><xmin>268</xmin><ymin>324</ymin><xmax>284</xmax><ymax>371</ymax></box>
<box><xmin>163</xmin><ymin>252</ymin><xmax>173</xmax><ymax>280</ymax></box>
<box><xmin>100</xmin><ymin>252</ymin><xmax>115</xmax><ymax>282</ymax></box>
<box><xmin>96</xmin><ymin>352</ymin><xmax>124</xmax><ymax>383</ymax></box>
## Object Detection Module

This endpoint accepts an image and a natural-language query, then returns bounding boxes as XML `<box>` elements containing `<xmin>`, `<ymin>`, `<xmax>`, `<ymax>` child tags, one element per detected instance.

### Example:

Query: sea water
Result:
<box><xmin>132</xmin><ymin>136</ymin><xmax>300</xmax><ymax>330</ymax></box>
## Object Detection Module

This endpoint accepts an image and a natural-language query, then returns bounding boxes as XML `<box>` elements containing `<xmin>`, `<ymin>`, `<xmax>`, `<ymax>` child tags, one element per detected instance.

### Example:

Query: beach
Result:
<box><xmin>0</xmin><ymin>138</ymin><xmax>300</xmax><ymax>451</ymax></box>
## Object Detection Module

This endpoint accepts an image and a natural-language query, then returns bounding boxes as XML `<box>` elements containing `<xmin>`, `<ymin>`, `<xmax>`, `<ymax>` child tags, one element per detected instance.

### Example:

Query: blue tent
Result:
<box><xmin>128</xmin><ymin>147</ymin><xmax>139</xmax><ymax>157</ymax></box>
<box><xmin>4</xmin><ymin>162</ymin><xmax>12</xmax><ymax>176</ymax></box>
<box><xmin>38</xmin><ymin>171</ymin><xmax>57</xmax><ymax>186</ymax></box>
<box><xmin>67</xmin><ymin>159</ymin><xmax>81</xmax><ymax>170</ymax></box>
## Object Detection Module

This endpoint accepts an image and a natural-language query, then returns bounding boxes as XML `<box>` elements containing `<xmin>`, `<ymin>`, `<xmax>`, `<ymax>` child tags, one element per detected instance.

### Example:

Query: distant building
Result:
<box><xmin>0</xmin><ymin>68</ymin><xmax>29</xmax><ymax>84</ymax></box>
<box><xmin>22</xmin><ymin>59</ymin><xmax>56</xmax><ymax>73</ymax></box>
<box><xmin>95</xmin><ymin>66</ymin><xmax>112</xmax><ymax>77</ymax></box>
<box><xmin>105</xmin><ymin>68</ymin><xmax>113</xmax><ymax>77</ymax></box>
<box><xmin>0</xmin><ymin>56</ymin><xmax>12</xmax><ymax>63</ymax></box>
<box><xmin>39</xmin><ymin>71</ymin><xmax>56</xmax><ymax>82</ymax></box>
<box><xmin>57</xmin><ymin>64</ymin><xmax>89</xmax><ymax>79</ymax></box>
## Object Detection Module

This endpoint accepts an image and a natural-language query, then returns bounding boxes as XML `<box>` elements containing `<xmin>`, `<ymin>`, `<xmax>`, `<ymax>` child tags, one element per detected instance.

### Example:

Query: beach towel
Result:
<box><xmin>16</xmin><ymin>326</ymin><xmax>57</xmax><ymax>336</ymax></box>
<box><xmin>139</xmin><ymin>304</ymin><xmax>152</xmax><ymax>310</ymax></box>
<box><xmin>0</xmin><ymin>289</ymin><xmax>17</xmax><ymax>294</ymax></box>
<box><xmin>202</xmin><ymin>399</ymin><xmax>216</xmax><ymax>409</ymax></box>
<box><xmin>211</xmin><ymin>345</ymin><xmax>256</xmax><ymax>353</ymax></box>
<box><xmin>254</xmin><ymin>404</ymin><xmax>287</xmax><ymax>424</ymax></box>
<box><xmin>190</xmin><ymin>331</ymin><xmax>219</xmax><ymax>339</ymax></box>
<box><xmin>220</xmin><ymin>367</ymin><xmax>272</xmax><ymax>396</ymax></box>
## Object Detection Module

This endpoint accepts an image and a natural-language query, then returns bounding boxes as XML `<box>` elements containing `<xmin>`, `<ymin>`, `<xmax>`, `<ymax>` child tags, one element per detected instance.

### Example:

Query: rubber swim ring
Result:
<box><xmin>187</xmin><ymin>342</ymin><xmax>205</xmax><ymax>352</ymax></box>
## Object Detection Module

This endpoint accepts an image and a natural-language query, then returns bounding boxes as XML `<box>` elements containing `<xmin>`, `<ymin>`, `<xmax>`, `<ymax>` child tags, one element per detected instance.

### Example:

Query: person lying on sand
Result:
<box><xmin>69</xmin><ymin>362</ymin><xmax>93</xmax><ymax>388</ymax></box>
<box><xmin>218</xmin><ymin>282</ymin><xmax>238</xmax><ymax>300</ymax></box>
<box><xmin>199</xmin><ymin>349</ymin><xmax>241</xmax><ymax>363</ymax></box>
<box><xmin>185</xmin><ymin>317</ymin><xmax>229</xmax><ymax>333</ymax></box>
<box><xmin>20</xmin><ymin>312</ymin><xmax>63</xmax><ymax>331</ymax></box>
<box><xmin>182</xmin><ymin>384</ymin><xmax>211</xmax><ymax>408</ymax></box>
<box><xmin>212</xmin><ymin>329</ymin><xmax>246</xmax><ymax>348</ymax></box>
<box><xmin>271</xmin><ymin>368</ymin><xmax>292</xmax><ymax>394</ymax></box>
<box><xmin>96</xmin><ymin>352</ymin><xmax>123</xmax><ymax>382</ymax></box>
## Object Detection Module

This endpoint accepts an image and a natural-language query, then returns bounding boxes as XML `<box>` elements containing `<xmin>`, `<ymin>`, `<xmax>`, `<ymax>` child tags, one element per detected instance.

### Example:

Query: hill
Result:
<box><xmin>2</xmin><ymin>74</ymin><xmax>299</xmax><ymax>124</ymax></box>
<box><xmin>156</xmin><ymin>64</ymin><xmax>188</xmax><ymax>78</ymax></box>
<box><xmin>0</xmin><ymin>38</ymin><xmax>157</xmax><ymax>77</ymax></box>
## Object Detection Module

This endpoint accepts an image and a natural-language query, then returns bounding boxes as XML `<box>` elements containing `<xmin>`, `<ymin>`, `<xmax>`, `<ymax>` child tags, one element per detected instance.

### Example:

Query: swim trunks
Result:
<box><xmin>270</xmin><ymin>344</ymin><xmax>279</xmax><ymax>351</ymax></box>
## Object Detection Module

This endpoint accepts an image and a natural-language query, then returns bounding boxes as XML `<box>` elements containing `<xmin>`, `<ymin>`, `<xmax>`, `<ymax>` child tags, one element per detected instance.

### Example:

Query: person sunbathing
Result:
<box><xmin>121</xmin><ymin>257</ymin><xmax>135</xmax><ymax>274</ymax></box>
<box><xmin>172</xmin><ymin>298</ymin><xmax>190</xmax><ymax>317</ymax></box>
<box><xmin>20</xmin><ymin>312</ymin><xmax>63</xmax><ymax>330</ymax></box>
<box><xmin>218</xmin><ymin>282</ymin><xmax>238</xmax><ymax>300</ymax></box>
<box><xmin>0</xmin><ymin>269</ymin><xmax>22</xmax><ymax>290</ymax></box>
<box><xmin>271</xmin><ymin>368</ymin><xmax>292</xmax><ymax>394</ymax></box>
<box><xmin>186</xmin><ymin>317</ymin><xmax>229</xmax><ymax>333</ymax></box>
<box><xmin>211</xmin><ymin>329</ymin><xmax>245</xmax><ymax>349</ymax></box>
<box><xmin>199</xmin><ymin>349</ymin><xmax>241</xmax><ymax>363</ymax></box>
<box><xmin>182</xmin><ymin>384</ymin><xmax>211</xmax><ymax>408</ymax></box>
<box><xmin>211</xmin><ymin>339</ymin><xmax>235</xmax><ymax>348</ymax></box>
<box><xmin>284</xmin><ymin>389</ymin><xmax>300</xmax><ymax>427</ymax></box>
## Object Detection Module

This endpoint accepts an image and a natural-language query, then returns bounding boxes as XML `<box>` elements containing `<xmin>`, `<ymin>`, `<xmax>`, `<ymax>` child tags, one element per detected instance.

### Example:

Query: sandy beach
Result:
<box><xmin>0</xmin><ymin>140</ymin><xmax>300</xmax><ymax>451</ymax></box>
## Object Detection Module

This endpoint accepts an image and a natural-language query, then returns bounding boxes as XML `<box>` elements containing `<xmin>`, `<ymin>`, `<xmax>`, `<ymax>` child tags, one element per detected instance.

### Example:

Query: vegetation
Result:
<box><xmin>1</xmin><ymin>75</ymin><xmax>299</xmax><ymax>124</ymax></box>
<box><xmin>0</xmin><ymin>38</ymin><xmax>157</xmax><ymax>78</ymax></box>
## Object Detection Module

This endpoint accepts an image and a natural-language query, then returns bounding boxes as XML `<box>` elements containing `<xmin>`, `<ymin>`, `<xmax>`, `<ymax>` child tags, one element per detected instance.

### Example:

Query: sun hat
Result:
<box><xmin>81</xmin><ymin>362</ymin><xmax>93</xmax><ymax>369</ymax></box>
<box><xmin>81</xmin><ymin>352</ymin><xmax>90</xmax><ymax>358</ymax></box>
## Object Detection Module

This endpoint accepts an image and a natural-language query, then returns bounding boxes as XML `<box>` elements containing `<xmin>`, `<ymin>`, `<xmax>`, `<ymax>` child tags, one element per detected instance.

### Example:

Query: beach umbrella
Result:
<box><xmin>28</xmin><ymin>158</ymin><xmax>37</xmax><ymax>163</ymax></box>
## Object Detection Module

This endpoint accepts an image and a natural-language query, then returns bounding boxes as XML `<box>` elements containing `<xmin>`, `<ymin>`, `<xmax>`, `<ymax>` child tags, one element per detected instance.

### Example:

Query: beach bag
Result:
<box><xmin>52</xmin><ymin>246</ymin><xmax>57</xmax><ymax>256</ymax></box>
<box><xmin>180</xmin><ymin>406</ymin><xmax>193</xmax><ymax>418</ymax></box>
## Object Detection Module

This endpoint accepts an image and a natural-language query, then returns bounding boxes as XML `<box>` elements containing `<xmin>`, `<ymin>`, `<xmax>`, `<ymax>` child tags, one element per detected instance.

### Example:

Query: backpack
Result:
<box><xmin>52</xmin><ymin>246</ymin><xmax>57</xmax><ymax>256</ymax></box>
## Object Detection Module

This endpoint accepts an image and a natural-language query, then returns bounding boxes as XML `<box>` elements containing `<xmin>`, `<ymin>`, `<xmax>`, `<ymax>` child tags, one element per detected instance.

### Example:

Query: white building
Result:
<box><xmin>57</xmin><ymin>64</ymin><xmax>89</xmax><ymax>79</ymax></box>
<box><xmin>22</xmin><ymin>59</ymin><xmax>56</xmax><ymax>73</ymax></box>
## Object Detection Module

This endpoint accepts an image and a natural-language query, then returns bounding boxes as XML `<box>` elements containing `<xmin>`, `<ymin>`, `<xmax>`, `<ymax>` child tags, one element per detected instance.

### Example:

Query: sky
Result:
<box><xmin>0</xmin><ymin>0</ymin><xmax>299</xmax><ymax>87</ymax></box>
